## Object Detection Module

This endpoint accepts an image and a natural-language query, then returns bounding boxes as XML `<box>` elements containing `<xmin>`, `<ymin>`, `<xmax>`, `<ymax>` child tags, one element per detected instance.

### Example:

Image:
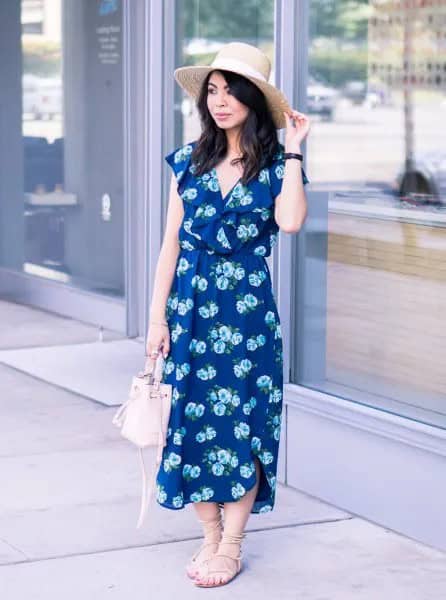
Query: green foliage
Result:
<box><xmin>310</xmin><ymin>48</ymin><xmax>368</xmax><ymax>87</ymax></box>
<box><xmin>308</xmin><ymin>0</ymin><xmax>370</xmax><ymax>86</ymax></box>
<box><xmin>310</xmin><ymin>0</ymin><xmax>370</xmax><ymax>41</ymax></box>
<box><xmin>22</xmin><ymin>39</ymin><xmax>61</xmax><ymax>76</ymax></box>
<box><xmin>181</xmin><ymin>0</ymin><xmax>274</xmax><ymax>40</ymax></box>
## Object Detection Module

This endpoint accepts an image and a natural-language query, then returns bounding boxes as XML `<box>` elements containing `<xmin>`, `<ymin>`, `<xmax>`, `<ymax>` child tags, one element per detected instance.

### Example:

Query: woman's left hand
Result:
<box><xmin>283</xmin><ymin>110</ymin><xmax>311</xmax><ymax>152</ymax></box>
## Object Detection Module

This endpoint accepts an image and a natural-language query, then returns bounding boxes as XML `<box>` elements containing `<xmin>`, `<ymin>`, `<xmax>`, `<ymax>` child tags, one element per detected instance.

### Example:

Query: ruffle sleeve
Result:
<box><xmin>269</xmin><ymin>145</ymin><xmax>309</xmax><ymax>200</ymax></box>
<box><xmin>164</xmin><ymin>141</ymin><xmax>196</xmax><ymax>195</ymax></box>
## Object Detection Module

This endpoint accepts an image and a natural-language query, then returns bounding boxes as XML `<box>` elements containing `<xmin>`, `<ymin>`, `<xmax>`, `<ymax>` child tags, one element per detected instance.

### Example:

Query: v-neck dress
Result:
<box><xmin>155</xmin><ymin>139</ymin><xmax>309</xmax><ymax>513</ymax></box>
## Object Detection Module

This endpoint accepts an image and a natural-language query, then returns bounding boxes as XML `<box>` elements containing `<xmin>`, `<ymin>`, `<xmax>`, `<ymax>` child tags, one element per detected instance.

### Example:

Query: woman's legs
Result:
<box><xmin>221</xmin><ymin>456</ymin><xmax>261</xmax><ymax>549</ymax></box>
<box><xmin>193</xmin><ymin>500</ymin><xmax>220</xmax><ymax>522</ymax></box>
<box><xmin>186</xmin><ymin>501</ymin><xmax>223</xmax><ymax>578</ymax></box>
<box><xmin>194</xmin><ymin>457</ymin><xmax>261</xmax><ymax>586</ymax></box>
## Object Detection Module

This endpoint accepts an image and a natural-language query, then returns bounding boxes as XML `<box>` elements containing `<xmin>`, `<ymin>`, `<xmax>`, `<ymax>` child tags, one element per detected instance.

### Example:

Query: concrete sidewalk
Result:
<box><xmin>0</xmin><ymin>299</ymin><xmax>445</xmax><ymax>599</ymax></box>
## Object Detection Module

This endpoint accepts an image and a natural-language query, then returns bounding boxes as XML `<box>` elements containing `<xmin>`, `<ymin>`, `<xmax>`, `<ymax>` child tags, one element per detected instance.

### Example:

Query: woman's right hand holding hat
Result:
<box><xmin>283</xmin><ymin>109</ymin><xmax>311</xmax><ymax>151</ymax></box>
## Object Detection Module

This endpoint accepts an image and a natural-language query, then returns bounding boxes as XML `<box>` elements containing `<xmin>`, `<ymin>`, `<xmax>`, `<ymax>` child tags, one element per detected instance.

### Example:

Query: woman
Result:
<box><xmin>146</xmin><ymin>42</ymin><xmax>310</xmax><ymax>588</ymax></box>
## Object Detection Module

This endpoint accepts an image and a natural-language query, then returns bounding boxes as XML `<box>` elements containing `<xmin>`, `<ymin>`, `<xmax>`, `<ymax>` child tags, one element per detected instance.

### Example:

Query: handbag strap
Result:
<box><xmin>136</xmin><ymin>430</ymin><xmax>164</xmax><ymax>528</ymax></box>
<box><xmin>135</xmin><ymin>387</ymin><xmax>171</xmax><ymax>528</ymax></box>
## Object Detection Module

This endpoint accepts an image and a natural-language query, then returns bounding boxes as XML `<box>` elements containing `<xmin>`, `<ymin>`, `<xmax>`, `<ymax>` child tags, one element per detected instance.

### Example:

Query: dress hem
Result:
<box><xmin>156</xmin><ymin>497</ymin><xmax>275</xmax><ymax>514</ymax></box>
<box><xmin>156</xmin><ymin>455</ymin><xmax>275</xmax><ymax>513</ymax></box>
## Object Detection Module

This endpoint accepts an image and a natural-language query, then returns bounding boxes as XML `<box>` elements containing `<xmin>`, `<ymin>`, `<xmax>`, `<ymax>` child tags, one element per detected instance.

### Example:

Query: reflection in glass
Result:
<box><xmin>0</xmin><ymin>0</ymin><xmax>124</xmax><ymax>298</ymax></box>
<box><xmin>294</xmin><ymin>0</ymin><xmax>446</xmax><ymax>429</ymax></box>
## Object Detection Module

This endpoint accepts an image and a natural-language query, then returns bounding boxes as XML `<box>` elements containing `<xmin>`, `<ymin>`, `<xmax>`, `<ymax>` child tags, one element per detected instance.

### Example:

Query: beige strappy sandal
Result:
<box><xmin>185</xmin><ymin>514</ymin><xmax>223</xmax><ymax>580</ymax></box>
<box><xmin>193</xmin><ymin>531</ymin><xmax>246</xmax><ymax>587</ymax></box>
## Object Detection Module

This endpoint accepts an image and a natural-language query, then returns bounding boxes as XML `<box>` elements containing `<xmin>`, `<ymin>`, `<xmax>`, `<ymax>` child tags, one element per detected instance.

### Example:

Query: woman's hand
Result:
<box><xmin>145</xmin><ymin>322</ymin><xmax>170</xmax><ymax>370</ymax></box>
<box><xmin>283</xmin><ymin>110</ymin><xmax>311</xmax><ymax>153</ymax></box>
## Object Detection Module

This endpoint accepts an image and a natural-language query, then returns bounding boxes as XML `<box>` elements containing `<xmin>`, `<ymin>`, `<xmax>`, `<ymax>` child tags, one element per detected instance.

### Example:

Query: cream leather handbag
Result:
<box><xmin>112</xmin><ymin>353</ymin><xmax>172</xmax><ymax>528</ymax></box>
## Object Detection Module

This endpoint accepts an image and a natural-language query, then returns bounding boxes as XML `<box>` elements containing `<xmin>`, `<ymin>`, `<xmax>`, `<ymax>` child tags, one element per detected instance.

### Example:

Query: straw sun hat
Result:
<box><xmin>174</xmin><ymin>42</ymin><xmax>293</xmax><ymax>130</ymax></box>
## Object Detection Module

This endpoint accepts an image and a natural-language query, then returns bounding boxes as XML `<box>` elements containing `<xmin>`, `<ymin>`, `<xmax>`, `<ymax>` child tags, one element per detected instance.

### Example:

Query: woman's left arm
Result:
<box><xmin>274</xmin><ymin>110</ymin><xmax>311</xmax><ymax>233</ymax></box>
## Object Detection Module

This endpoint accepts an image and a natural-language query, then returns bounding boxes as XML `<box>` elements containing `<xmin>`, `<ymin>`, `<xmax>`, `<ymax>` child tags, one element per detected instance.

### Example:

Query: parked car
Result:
<box><xmin>365</xmin><ymin>82</ymin><xmax>392</xmax><ymax>108</ymax></box>
<box><xmin>342</xmin><ymin>80</ymin><xmax>367</xmax><ymax>105</ymax></box>
<box><xmin>22</xmin><ymin>75</ymin><xmax>62</xmax><ymax>120</ymax></box>
<box><xmin>22</xmin><ymin>74</ymin><xmax>41</xmax><ymax>117</ymax></box>
<box><xmin>307</xmin><ymin>76</ymin><xmax>339</xmax><ymax>121</ymax></box>
<box><xmin>395</xmin><ymin>151</ymin><xmax>446</xmax><ymax>204</ymax></box>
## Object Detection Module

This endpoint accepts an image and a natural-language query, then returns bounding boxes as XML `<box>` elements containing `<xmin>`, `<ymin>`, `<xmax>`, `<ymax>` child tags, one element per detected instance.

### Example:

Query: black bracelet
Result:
<box><xmin>283</xmin><ymin>152</ymin><xmax>303</xmax><ymax>162</ymax></box>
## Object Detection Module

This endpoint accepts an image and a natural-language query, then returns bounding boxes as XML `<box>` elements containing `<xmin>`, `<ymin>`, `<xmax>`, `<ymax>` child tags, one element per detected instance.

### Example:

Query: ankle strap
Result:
<box><xmin>220</xmin><ymin>531</ymin><xmax>246</xmax><ymax>544</ymax></box>
<box><xmin>198</xmin><ymin>515</ymin><xmax>223</xmax><ymax>535</ymax></box>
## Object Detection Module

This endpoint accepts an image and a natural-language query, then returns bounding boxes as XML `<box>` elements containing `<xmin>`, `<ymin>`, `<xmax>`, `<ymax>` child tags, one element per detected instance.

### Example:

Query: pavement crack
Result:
<box><xmin>0</xmin><ymin>515</ymin><xmax>354</xmax><ymax>567</ymax></box>
<box><xmin>0</xmin><ymin>536</ymin><xmax>30</xmax><ymax>562</ymax></box>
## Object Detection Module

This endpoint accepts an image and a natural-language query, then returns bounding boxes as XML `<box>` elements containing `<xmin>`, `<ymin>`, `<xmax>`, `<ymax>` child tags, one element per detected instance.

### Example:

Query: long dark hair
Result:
<box><xmin>191</xmin><ymin>69</ymin><xmax>281</xmax><ymax>186</ymax></box>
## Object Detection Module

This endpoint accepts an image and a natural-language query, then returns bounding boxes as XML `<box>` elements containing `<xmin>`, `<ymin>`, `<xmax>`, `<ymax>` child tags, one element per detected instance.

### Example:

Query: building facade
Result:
<box><xmin>0</xmin><ymin>0</ymin><xmax>445</xmax><ymax>551</ymax></box>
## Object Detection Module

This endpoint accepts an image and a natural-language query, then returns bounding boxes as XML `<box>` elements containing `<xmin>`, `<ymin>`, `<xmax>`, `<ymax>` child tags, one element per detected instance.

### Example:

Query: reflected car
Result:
<box><xmin>342</xmin><ymin>80</ymin><xmax>367</xmax><ymax>105</ymax></box>
<box><xmin>22</xmin><ymin>76</ymin><xmax>62</xmax><ymax>120</ymax></box>
<box><xmin>342</xmin><ymin>80</ymin><xmax>392</xmax><ymax>109</ymax></box>
<box><xmin>307</xmin><ymin>76</ymin><xmax>339</xmax><ymax>121</ymax></box>
<box><xmin>22</xmin><ymin>74</ymin><xmax>41</xmax><ymax>117</ymax></box>
<box><xmin>365</xmin><ymin>82</ymin><xmax>392</xmax><ymax>108</ymax></box>
<box><xmin>395</xmin><ymin>151</ymin><xmax>446</xmax><ymax>204</ymax></box>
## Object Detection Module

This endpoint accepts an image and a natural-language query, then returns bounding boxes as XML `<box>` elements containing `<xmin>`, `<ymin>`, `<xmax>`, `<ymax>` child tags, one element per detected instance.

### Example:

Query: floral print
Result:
<box><xmin>155</xmin><ymin>139</ymin><xmax>309</xmax><ymax>513</ymax></box>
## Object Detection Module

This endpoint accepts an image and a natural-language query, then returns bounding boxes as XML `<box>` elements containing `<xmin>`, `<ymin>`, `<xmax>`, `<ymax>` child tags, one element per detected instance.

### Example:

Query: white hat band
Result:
<box><xmin>209</xmin><ymin>57</ymin><xmax>268</xmax><ymax>82</ymax></box>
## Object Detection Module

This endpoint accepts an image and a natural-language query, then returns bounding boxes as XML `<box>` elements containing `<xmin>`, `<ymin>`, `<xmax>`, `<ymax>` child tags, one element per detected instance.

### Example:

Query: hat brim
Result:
<box><xmin>174</xmin><ymin>65</ymin><xmax>291</xmax><ymax>130</ymax></box>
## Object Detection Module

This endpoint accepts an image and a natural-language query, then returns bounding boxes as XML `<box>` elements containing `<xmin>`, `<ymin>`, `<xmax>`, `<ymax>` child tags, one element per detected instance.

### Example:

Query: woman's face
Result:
<box><xmin>206</xmin><ymin>71</ymin><xmax>249</xmax><ymax>132</ymax></box>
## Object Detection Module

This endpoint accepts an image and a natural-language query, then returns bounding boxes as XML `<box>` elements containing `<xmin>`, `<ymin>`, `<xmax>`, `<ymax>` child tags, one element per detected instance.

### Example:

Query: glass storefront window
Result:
<box><xmin>292</xmin><ymin>0</ymin><xmax>446</xmax><ymax>429</ymax></box>
<box><xmin>0</xmin><ymin>0</ymin><xmax>125</xmax><ymax>298</ymax></box>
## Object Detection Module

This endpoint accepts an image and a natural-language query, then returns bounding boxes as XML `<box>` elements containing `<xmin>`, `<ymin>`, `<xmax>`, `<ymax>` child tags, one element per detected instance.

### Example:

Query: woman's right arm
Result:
<box><xmin>145</xmin><ymin>174</ymin><xmax>184</xmax><ymax>360</ymax></box>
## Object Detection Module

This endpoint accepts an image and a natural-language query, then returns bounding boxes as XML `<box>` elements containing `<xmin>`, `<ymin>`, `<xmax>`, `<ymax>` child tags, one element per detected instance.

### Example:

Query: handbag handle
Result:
<box><xmin>140</xmin><ymin>352</ymin><xmax>164</xmax><ymax>386</ymax></box>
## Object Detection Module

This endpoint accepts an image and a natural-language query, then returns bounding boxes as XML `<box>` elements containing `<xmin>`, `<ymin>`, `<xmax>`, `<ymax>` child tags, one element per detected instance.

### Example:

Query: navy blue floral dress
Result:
<box><xmin>156</xmin><ymin>139</ymin><xmax>309</xmax><ymax>513</ymax></box>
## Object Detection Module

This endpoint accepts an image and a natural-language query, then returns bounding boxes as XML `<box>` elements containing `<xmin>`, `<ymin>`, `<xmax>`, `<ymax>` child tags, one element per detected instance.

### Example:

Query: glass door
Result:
<box><xmin>0</xmin><ymin>0</ymin><xmax>126</xmax><ymax>329</ymax></box>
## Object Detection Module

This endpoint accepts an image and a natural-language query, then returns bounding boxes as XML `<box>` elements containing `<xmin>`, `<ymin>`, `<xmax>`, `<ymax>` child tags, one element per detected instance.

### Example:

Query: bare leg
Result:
<box><xmin>194</xmin><ymin>457</ymin><xmax>261</xmax><ymax>586</ymax></box>
<box><xmin>186</xmin><ymin>501</ymin><xmax>223</xmax><ymax>578</ymax></box>
<box><xmin>222</xmin><ymin>456</ymin><xmax>261</xmax><ymax>540</ymax></box>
